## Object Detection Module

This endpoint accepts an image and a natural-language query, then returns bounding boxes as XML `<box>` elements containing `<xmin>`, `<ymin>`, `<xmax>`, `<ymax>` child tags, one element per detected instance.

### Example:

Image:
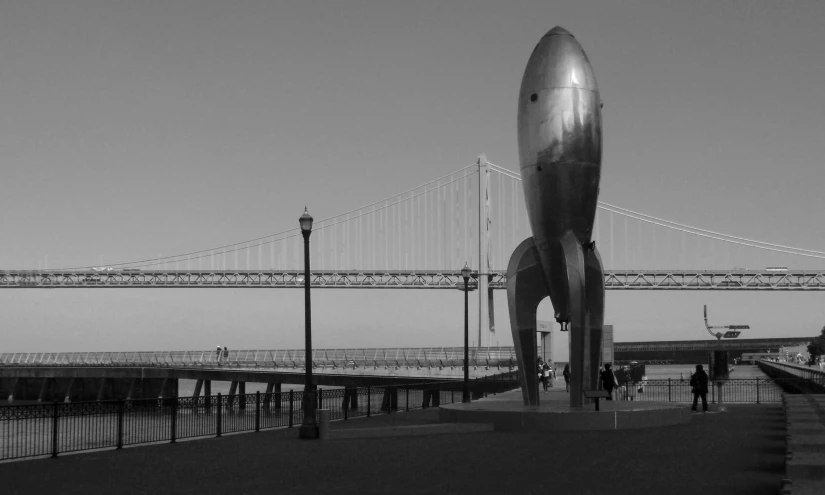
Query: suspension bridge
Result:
<box><xmin>4</xmin><ymin>155</ymin><xmax>825</xmax><ymax>342</ymax></box>
<box><xmin>4</xmin><ymin>155</ymin><xmax>825</xmax><ymax>348</ymax></box>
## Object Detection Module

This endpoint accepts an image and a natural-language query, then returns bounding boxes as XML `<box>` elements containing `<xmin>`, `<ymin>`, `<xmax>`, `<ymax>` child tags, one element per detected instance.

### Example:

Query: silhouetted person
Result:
<box><xmin>563</xmin><ymin>364</ymin><xmax>571</xmax><ymax>392</ymax></box>
<box><xmin>216</xmin><ymin>345</ymin><xmax>222</xmax><ymax>361</ymax></box>
<box><xmin>600</xmin><ymin>363</ymin><xmax>617</xmax><ymax>400</ymax></box>
<box><xmin>223</xmin><ymin>346</ymin><xmax>229</xmax><ymax>361</ymax></box>
<box><xmin>690</xmin><ymin>364</ymin><xmax>709</xmax><ymax>412</ymax></box>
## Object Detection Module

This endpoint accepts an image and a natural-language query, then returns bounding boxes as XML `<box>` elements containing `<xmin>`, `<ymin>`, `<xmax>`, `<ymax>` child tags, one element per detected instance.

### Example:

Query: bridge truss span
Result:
<box><xmin>2</xmin><ymin>269</ymin><xmax>825</xmax><ymax>290</ymax></box>
<box><xmin>604</xmin><ymin>270</ymin><xmax>825</xmax><ymax>290</ymax></box>
<box><xmin>0</xmin><ymin>270</ymin><xmax>502</xmax><ymax>289</ymax></box>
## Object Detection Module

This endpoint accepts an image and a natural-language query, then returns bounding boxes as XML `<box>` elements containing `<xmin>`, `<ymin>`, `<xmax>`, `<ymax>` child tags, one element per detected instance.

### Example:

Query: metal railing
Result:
<box><xmin>758</xmin><ymin>360</ymin><xmax>825</xmax><ymax>382</ymax></box>
<box><xmin>0</xmin><ymin>373</ymin><xmax>519</xmax><ymax>462</ymax></box>
<box><xmin>0</xmin><ymin>348</ymin><xmax>518</xmax><ymax>370</ymax></box>
<box><xmin>756</xmin><ymin>360</ymin><xmax>825</xmax><ymax>393</ymax></box>
<box><xmin>616</xmin><ymin>378</ymin><xmax>788</xmax><ymax>404</ymax></box>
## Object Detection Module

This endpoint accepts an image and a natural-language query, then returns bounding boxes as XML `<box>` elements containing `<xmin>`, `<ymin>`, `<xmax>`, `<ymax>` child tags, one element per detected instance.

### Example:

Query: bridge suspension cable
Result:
<box><xmin>50</xmin><ymin>164</ymin><xmax>478</xmax><ymax>271</ymax></box>
<box><xmin>487</xmin><ymin>162</ymin><xmax>825</xmax><ymax>260</ymax></box>
<box><xmin>26</xmin><ymin>158</ymin><xmax>825</xmax><ymax>273</ymax></box>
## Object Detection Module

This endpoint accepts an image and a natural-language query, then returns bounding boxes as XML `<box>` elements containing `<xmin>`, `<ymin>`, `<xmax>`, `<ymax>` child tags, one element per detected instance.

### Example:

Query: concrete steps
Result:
<box><xmin>781</xmin><ymin>393</ymin><xmax>825</xmax><ymax>493</ymax></box>
<box><xmin>779</xmin><ymin>478</ymin><xmax>824</xmax><ymax>495</ymax></box>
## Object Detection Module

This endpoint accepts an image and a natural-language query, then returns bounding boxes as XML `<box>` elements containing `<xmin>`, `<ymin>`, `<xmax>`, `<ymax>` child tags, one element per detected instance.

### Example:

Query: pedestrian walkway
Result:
<box><xmin>0</xmin><ymin>395</ymin><xmax>786</xmax><ymax>495</ymax></box>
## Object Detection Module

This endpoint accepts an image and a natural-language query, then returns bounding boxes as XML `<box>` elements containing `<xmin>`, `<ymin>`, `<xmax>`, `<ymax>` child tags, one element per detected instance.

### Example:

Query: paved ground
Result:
<box><xmin>1</xmin><ymin>403</ymin><xmax>785</xmax><ymax>495</ymax></box>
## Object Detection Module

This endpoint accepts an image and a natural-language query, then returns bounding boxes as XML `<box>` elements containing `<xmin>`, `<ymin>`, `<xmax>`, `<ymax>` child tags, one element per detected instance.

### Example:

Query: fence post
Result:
<box><xmin>51</xmin><ymin>401</ymin><xmax>59</xmax><ymax>458</ymax></box>
<box><xmin>318</xmin><ymin>388</ymin><xmax>323</xmax><ymax>413</ymax></box>
<box><xmin>117</xmin><ymin>400</ymin><xmax>124</xmax><ymax>449</ymax></box>
<box><xmin>255</xmin><ymin>391</ymin><xmax>261</xmax><ymax>432</ymax></box>
<box><xmin>406</xmin><ymin>387</ymin><xmax>410</xmax><ymax>412</ymax></box>
<box><xmin>367</xmin><ymin>386</ymin><xmax>371</xmax><ymax>417</ymax></box>
<box><xmin>344</xmin><ymin>390</ymin><xmax>348</xmax><ymax>421</ymax></box>
<box><xmin>756</xmin><ymin>378</ymin><xmax>760</xmax><ymax>404</ymax></box>
<box><xmin>711</xmin><ymin>383</ymin><xmax>715</xmax><ymax>404</ymax></box>
<box><xmin>216</xmin><ymin>393</ymin><xmax>222</xmax><ymax>437</ymax></box>
<box><xmin>170</xmin><ymin>397</ymin><xmax>178</xmax><ymax>444</ymax></box>
<box><xmin>668</xmin><ymin>378</ymin><xmax>671</xmax><ymax>402</ymax></box>
<box><xmin>288</xmin><ymin>390</ymin><xmax>294</xmax><ymax>428</ymax></box>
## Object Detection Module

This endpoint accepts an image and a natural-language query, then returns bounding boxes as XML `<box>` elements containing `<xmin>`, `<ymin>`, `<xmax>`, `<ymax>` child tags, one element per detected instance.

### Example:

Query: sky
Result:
<box><xmin>1</xmin><ymin>0</ymin><xmax>824</xmax><ymax>357</ymax></box>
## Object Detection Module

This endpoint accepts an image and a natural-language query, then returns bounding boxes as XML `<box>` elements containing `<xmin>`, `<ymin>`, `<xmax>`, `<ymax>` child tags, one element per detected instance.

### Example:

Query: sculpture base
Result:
<box><xmin>439</xmin><ymin>389</ymin><xmax>691</xmax><ymax>431</ymax></box>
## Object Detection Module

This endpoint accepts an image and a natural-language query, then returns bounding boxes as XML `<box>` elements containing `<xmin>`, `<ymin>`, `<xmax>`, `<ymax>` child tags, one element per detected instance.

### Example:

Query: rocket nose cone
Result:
<box><xmin>547</xmin><ymin>26</ymin><xmax>573</xmax><ymax>37</ymax></box>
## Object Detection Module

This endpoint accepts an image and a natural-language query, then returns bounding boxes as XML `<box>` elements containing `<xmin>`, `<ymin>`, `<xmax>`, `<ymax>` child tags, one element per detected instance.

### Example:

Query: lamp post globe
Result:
<box><xmin>299</xmin><ymin>207</ymin><xmax>313</xmax><ymax>234</ymax></box>
<box><xmin>298</xmin><ymin>207</ymin><xmax>319</xmax><ymax>439</ymax></box>
<box><xmin>462</xmin><ymin>262</ymin><xmax>471</xmax><ymax>403</ymax></box>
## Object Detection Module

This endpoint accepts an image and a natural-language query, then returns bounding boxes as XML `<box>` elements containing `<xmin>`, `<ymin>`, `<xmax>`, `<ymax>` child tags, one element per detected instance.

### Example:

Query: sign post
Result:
<box><xmin>703</xmin><ymin>305</ymin><xmax>749</xmax><ymax>413</ymax></box>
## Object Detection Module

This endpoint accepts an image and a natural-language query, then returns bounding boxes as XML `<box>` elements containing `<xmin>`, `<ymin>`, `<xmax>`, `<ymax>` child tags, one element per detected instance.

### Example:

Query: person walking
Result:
<box><xmin>223</xmin><ymin>346</ymin><xmax>229</xmax><ymax>362</ymax></box>
<box><xmin>537</xmin><ymin>359</ymin><xmax>547</xmax><ymax>392</ymax></box>
<box><xmin>542</xmin><ymin>361</ymin><xmax>551</xmax><ymax>391</ymax></box>
<box><xmin>562</xmin><ymin>364</ymin><xmax>571</xmax><ymax>392</ymax></box>
<box><xmin>600</xmin><ymin>363</ymin><xmax>617</xmax><ymax>400</ymax></box>
<box><xmin>215</xmin><ymin>345</ymin><xmax>222</xmax><ymax>362</ymax></box>
<box><xmin>690</xmin><ymin>364</ymin><xmax>709</xmax><ymax>412</ymax></box>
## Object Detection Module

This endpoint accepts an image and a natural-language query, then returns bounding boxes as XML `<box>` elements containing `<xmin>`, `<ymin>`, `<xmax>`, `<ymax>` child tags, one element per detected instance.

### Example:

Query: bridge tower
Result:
<box><xmin>478</xmin><ymin>154</ymin><xmax>492</xmax><ymax>348</ymax></box>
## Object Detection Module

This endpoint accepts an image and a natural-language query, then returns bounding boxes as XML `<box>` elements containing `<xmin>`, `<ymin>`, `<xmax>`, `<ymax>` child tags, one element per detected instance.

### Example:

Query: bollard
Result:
<box><xmin>318</xmin><ymin>409</ymin><xmax>330</xmax><ymax>440</ymax></box>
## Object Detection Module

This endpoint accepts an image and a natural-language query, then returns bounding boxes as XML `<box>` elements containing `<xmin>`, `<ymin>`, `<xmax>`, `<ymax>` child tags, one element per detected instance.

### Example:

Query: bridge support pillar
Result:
<box><xmin>238</xmin><ymin>382</ymin><xmax>246</xmax><ymax>410</ymax></box>
<box><xmin>156</xmin><ymin>378</ymin><xmax>178</xmax><ymax>405</ymax></box>
<box><xmin>204</xmin><ymin>380</ymin><xmax>212</xmax><ymax>412</ymax></box>
<box><xmin>38</xmin><ymin>378</ymin><xmax>52</xmax><ymax>403</ymax></box>
<box><xmin>342</xmin><ymin>386</ymin><xmax>358</xmax><ymax>411</ymax></box>
<box><xmin>193</xmin><ymin>379</ymin><xmax>203</xmax><ymax>398</ymax></box>
<box><xmin>263</xmin><ymin>383</ymin><xmax>281</xmax><ymax>411</ymax></box>
<box><xmin>422</xmin><ymin>386</ymin><xmax>441</xmax><ymax>408</ymax></box>
<box><xmin>381</xmin><ymin>386</ymin><xmax>398</xmax><ymax>411</ymax></box>
<box><xmin>97</xmin><ymin>378</ymin><xmax>108</xmax><ymax>401</ymax></box>
<box><xmin>228</xmin><ymin>381</ymin><xmax>238</xmax><ymax>410</ymax></box>
<box><xmin>64</xmin><ymin>378</ymin><xmax>75</xmax><ymax>403</ymax></box>
<box><xmin>126</xmin><ymin>378</ymin><xmax>136</xmax><ymax>400</ymax></box>
<box><xmin>6</xmin><ymin>378</ymin><xmax>19</xmax><ymax>403</ymax></box>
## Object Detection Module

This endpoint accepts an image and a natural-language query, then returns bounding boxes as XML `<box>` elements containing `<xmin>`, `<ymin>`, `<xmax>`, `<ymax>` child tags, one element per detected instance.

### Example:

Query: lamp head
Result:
<box><xmin>461</xmin><ymin>262</ymin><xmax>471</xmax><ymax>280</ymax></box>
<box><xmin>299</xmin><ymin>207</ymin><xmax>313</xmax><ymax>233</ymax></box>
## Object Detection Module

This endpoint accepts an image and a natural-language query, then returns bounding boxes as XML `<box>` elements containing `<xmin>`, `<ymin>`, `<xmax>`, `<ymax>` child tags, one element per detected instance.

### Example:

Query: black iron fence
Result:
<box><xmin>617</xmin><ymin>377</ymin><xmax>793</xmax><ymax>404</ymax></box>
<box><xmin>0</xmin><ymin>373</ymin><xmax>519</xmax><ymax>462</ymax></box>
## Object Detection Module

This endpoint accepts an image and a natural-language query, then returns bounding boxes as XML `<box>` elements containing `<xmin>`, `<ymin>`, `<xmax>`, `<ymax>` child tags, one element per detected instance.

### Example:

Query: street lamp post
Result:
<box><xmin>462</xmin><ymin>263</ymin><xmax>471</xmax><ymax>403</ymax></box>
<box><xmin>298</xmin><ymin>207</ymin><xmax>319</xmax><ymax>439</ymax></box>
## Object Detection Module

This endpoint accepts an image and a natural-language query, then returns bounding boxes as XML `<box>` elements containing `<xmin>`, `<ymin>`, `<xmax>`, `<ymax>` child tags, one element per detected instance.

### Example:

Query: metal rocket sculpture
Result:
<box><xmin>507</xmin><ymin>26</ymin><xmax>605</xmax><ymax>407</ymax></box>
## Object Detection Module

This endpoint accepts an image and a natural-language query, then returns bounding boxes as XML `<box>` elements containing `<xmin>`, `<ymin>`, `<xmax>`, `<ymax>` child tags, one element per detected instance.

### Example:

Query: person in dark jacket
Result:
<box><xmin>690</xmin><ymin>364</ymin><xmax>709</xmax><ymax>412</ymax></box>
<box><xmin>600</xmin><ymin>363</ymin><xmax>617</xmax><ymax>400</ymax></box>
<box><xmin>562</xmin><ymin>364</ymin><xmax>571</xmax><ymax>392</ymax></box>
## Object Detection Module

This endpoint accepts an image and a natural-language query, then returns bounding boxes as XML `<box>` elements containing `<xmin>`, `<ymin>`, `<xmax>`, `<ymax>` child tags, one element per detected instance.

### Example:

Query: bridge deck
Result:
<box><xmin>2</xmin><ymin>269</ymin><xmax>825</xmax><ymax>289</ymax></box>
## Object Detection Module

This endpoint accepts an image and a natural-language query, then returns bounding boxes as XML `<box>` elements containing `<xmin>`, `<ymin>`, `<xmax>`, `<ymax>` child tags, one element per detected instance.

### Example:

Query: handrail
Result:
<box><xmin>759</xmin><ymin>359</ymin><xmax>825</xmax><ymax>378</ymax></box>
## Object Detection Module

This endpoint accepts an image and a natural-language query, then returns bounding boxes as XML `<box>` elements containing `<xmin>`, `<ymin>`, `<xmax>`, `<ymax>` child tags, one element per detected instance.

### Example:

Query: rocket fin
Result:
<box><xmin>506</xmin><ymin>237</ymin><xmax>548</xmax><ymax>406</ymax></box>
<box><xmin>560</xmin><ymin>231</ymin><xmax>587</xmax><ymax>407</ymax></box>
<box><xmin>584</xmin><ymin>244</ymin><xmax>606</xmax><ymax>394</ymax></box>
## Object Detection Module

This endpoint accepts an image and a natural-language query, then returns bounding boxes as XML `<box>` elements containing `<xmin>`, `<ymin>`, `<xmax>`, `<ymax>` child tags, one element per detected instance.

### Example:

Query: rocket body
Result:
<box><xmin>517</xmin><ymin>26</ymin><xmax>602</xmax><ymax>323</ymax></box>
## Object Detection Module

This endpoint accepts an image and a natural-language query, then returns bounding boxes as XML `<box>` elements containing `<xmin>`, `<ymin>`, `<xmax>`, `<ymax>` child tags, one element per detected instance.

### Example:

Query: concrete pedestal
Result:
<box><xmin>439</xmin><ymin>389</ymin><xmax>692</xmax><ymax>431</ymax></box>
